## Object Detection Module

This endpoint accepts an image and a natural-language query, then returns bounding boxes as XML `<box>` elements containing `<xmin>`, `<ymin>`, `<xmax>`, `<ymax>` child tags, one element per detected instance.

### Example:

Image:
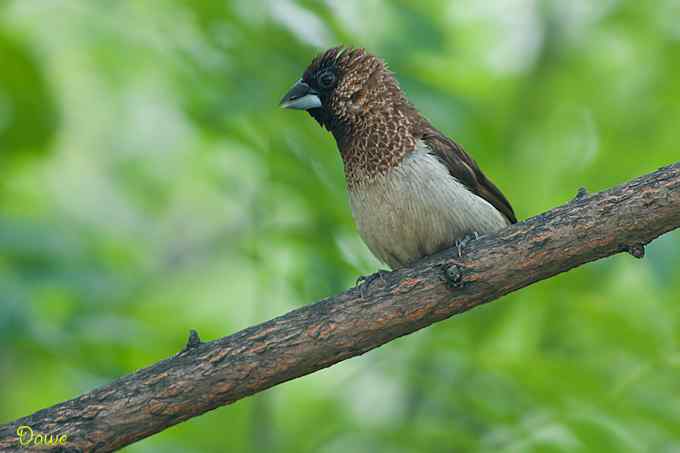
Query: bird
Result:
<box><xmin>280</xmin><ymin>46</ymin><xmax>516</xmax><ymax>275</ymax></box>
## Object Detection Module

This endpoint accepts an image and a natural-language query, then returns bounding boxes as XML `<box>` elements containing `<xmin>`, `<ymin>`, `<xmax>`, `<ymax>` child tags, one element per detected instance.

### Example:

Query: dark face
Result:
<box><xmin>280</xmin><ymin>47</ymin><xmax>396</xmax><ymax>134</ymax></box>
<box><xmin>279</xmin><ymin>65</ymin><xmax>338</xmax><ymax>111</ymax></box>
<box><xmin>279</xmin><ymin>47</ymin><xmax>347</xmax><ymax>131</ymax></box>
<box><xmin>279</xmin><ymin>64</ymin><xmax>338</xmax><ymax>129</ymax></box>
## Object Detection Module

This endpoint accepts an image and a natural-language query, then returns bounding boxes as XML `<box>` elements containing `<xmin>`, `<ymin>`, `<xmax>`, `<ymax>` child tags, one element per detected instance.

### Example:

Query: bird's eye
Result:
<box><xmin>317</xmin><ymin>71</ymin><xmax>336</xmax><ymax>89</ymax></box>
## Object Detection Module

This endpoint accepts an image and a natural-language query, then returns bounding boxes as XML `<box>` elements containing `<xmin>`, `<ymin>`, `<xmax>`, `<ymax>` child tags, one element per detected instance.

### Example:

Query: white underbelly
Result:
<box><xmin>348</xmin><ymin>146</ymin><xmax>509</xmax><ymax>269</ymax></box>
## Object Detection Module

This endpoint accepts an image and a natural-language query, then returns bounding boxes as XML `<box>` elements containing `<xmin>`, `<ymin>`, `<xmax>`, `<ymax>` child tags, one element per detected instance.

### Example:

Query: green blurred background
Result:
<box><xmin>1</xmin><ymin>1</ymin><xmax>679</xmax><ymax>452</ymax></box>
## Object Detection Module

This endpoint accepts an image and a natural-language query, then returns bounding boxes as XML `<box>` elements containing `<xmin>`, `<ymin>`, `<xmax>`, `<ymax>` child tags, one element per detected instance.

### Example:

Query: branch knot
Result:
<box><xmin>625</xmin><ymin>243</ymin><xmax>646</xmax><ymax>259</ymax></box>
<box><xmin>182</xmin><ymin>329</ymin><xmax>202</xmax><ymax>352</ymax></box>
<box><xmin>442</xmin><ymin>263</ymin><xmax>464</xmax><ymax>288</ymax></box>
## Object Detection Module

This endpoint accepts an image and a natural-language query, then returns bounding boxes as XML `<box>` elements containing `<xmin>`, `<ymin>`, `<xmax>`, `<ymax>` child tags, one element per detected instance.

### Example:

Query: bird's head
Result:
<box><xmin>280</xmin><ymin>46</ymin><xmax>409</xmax><ymax>138</ymax></box>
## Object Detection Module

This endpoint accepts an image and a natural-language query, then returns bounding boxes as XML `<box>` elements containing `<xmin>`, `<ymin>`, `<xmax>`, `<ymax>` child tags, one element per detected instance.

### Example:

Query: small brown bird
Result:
<box><xmin>280</xmin><ymin>47</ymin><xmax>516</xmax><ymax>271</ymax></box>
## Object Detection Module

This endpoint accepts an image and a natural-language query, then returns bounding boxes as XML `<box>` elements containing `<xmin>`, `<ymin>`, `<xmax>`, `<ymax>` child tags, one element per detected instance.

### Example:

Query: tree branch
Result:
<box><xmin>2</xmin><ymin>162</ymin><xmax>680</xmax><ymax>452</ymax></box>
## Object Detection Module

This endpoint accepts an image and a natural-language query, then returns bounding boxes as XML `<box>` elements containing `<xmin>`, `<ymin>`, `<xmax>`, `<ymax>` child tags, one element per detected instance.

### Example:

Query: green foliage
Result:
<box><xmin>1</xmin><ymin>1</ymin><xmax>679</xmax><ymax>451</ymax></box>
<box><xmin>0</xmin><ymin>28</ymin><xmax>58</xmax><ymax>165</ymax></box>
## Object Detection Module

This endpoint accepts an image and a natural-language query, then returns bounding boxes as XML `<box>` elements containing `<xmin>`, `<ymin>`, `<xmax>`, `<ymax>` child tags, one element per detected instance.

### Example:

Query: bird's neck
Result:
<box><xmin>334</xmin><ymin>107</ymin><xmax>425</xmax><ymax>189</ymax></box>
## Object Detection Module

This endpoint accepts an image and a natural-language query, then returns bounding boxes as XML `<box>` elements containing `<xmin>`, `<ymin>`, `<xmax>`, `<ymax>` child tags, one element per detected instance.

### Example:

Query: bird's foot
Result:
<box><xmin>356</xmin><ymin>269</ymin><xmax>390</xmax><ymax>298</ymax></box>
<box><xmin>455</xmin><ymin>231</ymin><xmax>480</xmax><ymax>258</ymax></box>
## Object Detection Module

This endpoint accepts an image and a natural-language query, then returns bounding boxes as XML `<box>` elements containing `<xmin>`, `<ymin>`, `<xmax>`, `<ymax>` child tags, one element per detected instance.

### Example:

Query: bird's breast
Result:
<box><xmin>347</xmin><ymin>142</ymin><xmax>509</xmax><ymax>269</ymax></box>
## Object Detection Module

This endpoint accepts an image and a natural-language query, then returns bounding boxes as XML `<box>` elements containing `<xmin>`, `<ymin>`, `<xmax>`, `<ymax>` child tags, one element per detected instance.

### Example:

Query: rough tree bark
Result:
<box><xmin>1</xmin><ymin>162</ymin><xmax>679</xmax><ymax>452</ymax></box>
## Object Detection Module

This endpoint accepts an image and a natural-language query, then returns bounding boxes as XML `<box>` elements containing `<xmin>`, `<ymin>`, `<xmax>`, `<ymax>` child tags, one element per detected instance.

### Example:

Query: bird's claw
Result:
<box><xmin>455</xmin><ymin>231</ymin><xmax>480</xmax><ymax>258</ymax></box>
<box><xmin>356</xmin><ymin>269</ymin><xmax>389</xmax><ymax>298</ymax></box>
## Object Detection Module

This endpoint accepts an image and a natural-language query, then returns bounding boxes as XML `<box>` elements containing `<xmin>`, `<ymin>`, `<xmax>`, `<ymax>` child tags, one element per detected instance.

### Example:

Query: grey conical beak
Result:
<box><xmin>279</xmin><ymin>79</ymin><xmax>322</xmax><ymax>110</ymax></box>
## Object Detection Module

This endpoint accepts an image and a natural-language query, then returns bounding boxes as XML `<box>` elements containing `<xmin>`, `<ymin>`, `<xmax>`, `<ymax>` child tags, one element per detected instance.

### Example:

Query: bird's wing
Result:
<box><xmin>420</xmin><ymin>130</ymin><xmax>517</xmax><ymax>224</ymax></box>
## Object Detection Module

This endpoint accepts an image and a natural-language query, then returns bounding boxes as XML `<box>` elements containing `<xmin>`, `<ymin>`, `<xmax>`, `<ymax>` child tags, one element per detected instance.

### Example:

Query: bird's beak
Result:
<box><xmin>279</xmin><ymin>79</ymin><xmax>321</xmax><ymax>110</ymax></box>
